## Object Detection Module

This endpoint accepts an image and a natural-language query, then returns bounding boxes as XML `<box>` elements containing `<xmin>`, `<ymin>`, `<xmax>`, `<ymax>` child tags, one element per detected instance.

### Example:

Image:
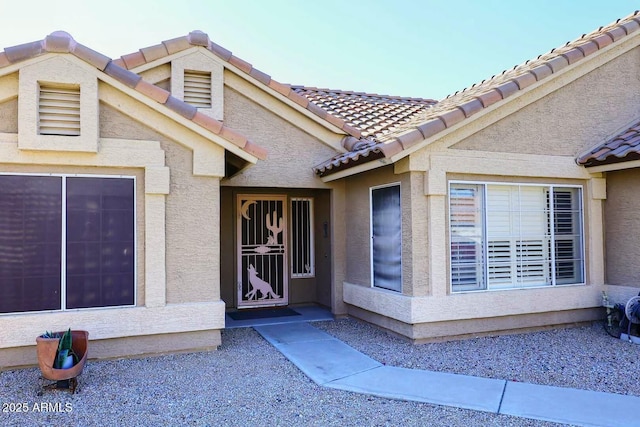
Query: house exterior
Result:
<box><xmin>3</xmin><ymin>11</ymin><xmax>640</xmax><ymax>368</ymax></box>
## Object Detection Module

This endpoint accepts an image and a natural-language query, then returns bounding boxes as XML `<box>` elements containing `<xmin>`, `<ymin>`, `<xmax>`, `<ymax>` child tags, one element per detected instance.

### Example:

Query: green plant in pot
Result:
<box><xmin>36</xmin><ymin>328</ymin><xmax>88</xmax><ymax>394</ymax></box>
<box><xmin>40</xmin><ymin>329</ymin><xmax>77</xmax><ymax>369</ymax></box>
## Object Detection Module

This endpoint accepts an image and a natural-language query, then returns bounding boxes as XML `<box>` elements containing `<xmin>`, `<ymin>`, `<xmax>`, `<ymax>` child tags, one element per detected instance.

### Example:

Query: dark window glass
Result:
<box><xmin>0</xmin><ymin>176</ymin><xmax>62</xmax><ymax>313</ymax></box>
<box><xmin>66</xmin><ymin>177</ymin><xmax>134</xmax><ymax>309</ymax></box>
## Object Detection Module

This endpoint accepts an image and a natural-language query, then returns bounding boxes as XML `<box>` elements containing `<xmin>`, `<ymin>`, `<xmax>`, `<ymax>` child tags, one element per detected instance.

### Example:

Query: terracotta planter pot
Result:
<box><xmin>36</xmin><ymin>330</ymin><xmax>89</xmax><ymax>381</ymax></box>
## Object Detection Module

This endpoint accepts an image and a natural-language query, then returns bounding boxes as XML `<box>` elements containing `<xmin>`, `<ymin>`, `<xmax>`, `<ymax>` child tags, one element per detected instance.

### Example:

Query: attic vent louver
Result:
<box><xmin>184</xmin><ymin>70</ymin><xmax>212</xmax><ymax>108</ymax></box>
<box><xmin>38</xmin><ymin>84</ymin><xmax>81</xmax><ymax>136</ymax></box>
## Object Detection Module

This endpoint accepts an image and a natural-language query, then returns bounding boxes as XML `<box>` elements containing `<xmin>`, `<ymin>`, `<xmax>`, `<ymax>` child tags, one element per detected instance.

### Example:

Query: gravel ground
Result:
<box><xmin>1</xmin><ymin>317</ymin><xmax>634</xmax><ymax>427</ymax></box>
<box><xmin>315</xmin><ymin>319</ymin><xmax>640</xmax><ymax>397</ymax></box>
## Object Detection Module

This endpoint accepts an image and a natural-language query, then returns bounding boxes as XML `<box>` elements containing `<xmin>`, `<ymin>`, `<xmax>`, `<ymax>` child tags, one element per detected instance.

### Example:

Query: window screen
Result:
<box><xmin>0</xmin><ymin>176</ymin><xmax>62</xmax><ymax>313</ymax></box>
<box><xmin>66</xmin><ymin>177</ymin><xmax>135</xmax><ymax>309</ymax></box>
<box><xmin>371</xmin><ymin>184</ymin><xmax>402</xmax><ymax>292</ymax></box>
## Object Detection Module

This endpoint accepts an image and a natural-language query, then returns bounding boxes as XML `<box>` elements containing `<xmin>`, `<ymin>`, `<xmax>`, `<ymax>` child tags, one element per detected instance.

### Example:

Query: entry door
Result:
<box><xmin>237</xmin><ymin>195</ymin><xmax>288</xmax><ymax>307</ymax></box>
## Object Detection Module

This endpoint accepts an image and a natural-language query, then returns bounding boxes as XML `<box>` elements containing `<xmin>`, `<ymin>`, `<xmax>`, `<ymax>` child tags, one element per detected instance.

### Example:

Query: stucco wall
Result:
<box><xmin>100</xmin><ymin>104</ymin><xmax>220</xmax><ymax>303</ymax></box>
<box><xmin>452</xmin><ymin>46</ymin><xmax>640</xmax><ymax>156</ymax></box>
<box><xmin>604</xmin><ymin>169</ymin><xmax>640</xmax><ymax>288</ymax></box>
<box><xmin>222</xmin><ymin>87</ymin><xmax>338</xmax><ymax>189</ymax></box>
<box><xmin>0</xmin><ymin>98</ymin><xmax>17</xmax><ymax>133</ymax></box>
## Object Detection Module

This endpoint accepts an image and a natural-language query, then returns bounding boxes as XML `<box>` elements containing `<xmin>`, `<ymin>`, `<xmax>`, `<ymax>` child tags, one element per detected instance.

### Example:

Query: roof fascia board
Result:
<box><xmin>583</xmin><ymin>160</ymin><xmax>640</xmax><ymax>173</ymax></box>
<box><xmin>224</xmin><ymin>71</ymin><xmax>347</xmax><ymax>151</ymax></box>
<box><xmin>319</xmin><ymin>157</ymin><xmax>393</xmax><ymax>182</ymax></box>
<box><xmin>0</xmin><ymin>50</ymin><xmax>56</xmax><ymax>78</ymax></box>
<box><xmin>389</xmin><ymin>30</ymin><xmax>640</xmax><ymax>168</ymax></box>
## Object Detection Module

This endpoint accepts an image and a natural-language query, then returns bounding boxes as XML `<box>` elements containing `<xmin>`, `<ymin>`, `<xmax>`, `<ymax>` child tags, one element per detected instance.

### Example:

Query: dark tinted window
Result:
<box><xmin>0</xmin><ymin>176</ymin><xmax>62</xmax><ymax>313</ymax></box>
<box><xmin>66</xmin><ymin>177</ymin><xmax>135</xmax><ymax>309</ymax></box>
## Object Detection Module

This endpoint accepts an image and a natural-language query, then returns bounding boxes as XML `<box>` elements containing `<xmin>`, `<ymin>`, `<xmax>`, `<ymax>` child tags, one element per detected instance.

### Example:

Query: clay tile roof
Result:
<box><xmin>116</xmin><ymin>31</ymin><xmax>364</xmax><ymax>138</ymax></box>
<box><xmin>0</xmin><ymin>31</ymin><xmax>265</xmax><ymax>161</ymax></box>
<box><xmin>577</xmin><ymin>120</ymin><xmax>640</xmax><ymax>167</ymax></box>
<box><xmin>314</xmin><ymin>10</ymin><xmax>640</xmax><ymax>177</ymax></box>
<box><xmin>291</xmin><ymin>86</ymin><xmax>437</xmax><ymax>140</ymax></box>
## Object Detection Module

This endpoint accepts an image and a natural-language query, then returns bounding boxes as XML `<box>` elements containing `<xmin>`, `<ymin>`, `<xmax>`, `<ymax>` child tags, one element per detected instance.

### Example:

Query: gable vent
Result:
<box><xmin>184</xmin><ymin>70</ymin><xmax>212</xmax><ymax>108</ymax></box>
<box><xmin>39</xmin><ymin>85</ymin><xmax>81</xmax><ymax>136</ymax></box>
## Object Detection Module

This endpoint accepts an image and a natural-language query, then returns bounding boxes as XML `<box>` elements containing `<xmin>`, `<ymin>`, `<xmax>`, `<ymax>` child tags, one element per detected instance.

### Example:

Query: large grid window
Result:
<box><xmin>0</xmin><ymin>175</ymin><xmax>135</xmax><ymax>314</ymax></box>
<box><xmin>449</xmin><ymin>182</ymin><xmax>584</xmax><ymax>292</ymax></box>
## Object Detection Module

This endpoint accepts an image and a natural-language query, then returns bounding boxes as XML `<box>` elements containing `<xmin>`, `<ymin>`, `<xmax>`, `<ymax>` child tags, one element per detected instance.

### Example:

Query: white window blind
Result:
<box><xmin>486</xmin><ymin>185</ymin><xmax>550</xmax><ymax>289</ymax></box>
<box><xmin>38</xmin><ymin>85</ymin><xmax>80</xmax><ymax>136</ymax></box>
<box><xmin>450</xmin><ymin>184</ymin><xmax>484</xmax><ymax>290</ymax></box>
<box><xmin>184</xmin><ymin>70</ymin><xmax>212</xmax><ymax>108</ymax></box>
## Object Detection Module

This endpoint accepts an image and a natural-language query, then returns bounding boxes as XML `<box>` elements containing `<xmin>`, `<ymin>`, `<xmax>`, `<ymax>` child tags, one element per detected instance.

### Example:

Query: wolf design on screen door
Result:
<box><xmin>237</xmin><ymin>195</ymin><xmax>288</xmax><ymax>307</ymax></box>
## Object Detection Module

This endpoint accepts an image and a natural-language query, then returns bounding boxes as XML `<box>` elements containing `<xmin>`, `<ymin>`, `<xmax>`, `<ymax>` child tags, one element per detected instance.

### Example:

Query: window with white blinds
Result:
<box><xmin>183</xmin><ymin>70</ymin><xmax>212</xmax><ymax>108</ymax></box>
<box><xmin>449</xmin><ymin>182</ymin><xmax>584</xmax><ymax>292</ymax></box>
<box><xmin>38</xmin><ymin>84</ymin><xmax>81</xmax><ymax>136</ymax></box>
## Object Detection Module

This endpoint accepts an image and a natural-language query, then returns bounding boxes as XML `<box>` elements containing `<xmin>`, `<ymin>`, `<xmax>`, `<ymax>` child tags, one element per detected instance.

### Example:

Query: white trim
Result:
<box><xmin>0</xmin><ymin>173</ymin><xmax>137</xmax><ymax>315</ymax></box>
<box><xmin>369</xmin><ymin>182</ymin><xmax>403</xmax><ymax>292</ymax></box>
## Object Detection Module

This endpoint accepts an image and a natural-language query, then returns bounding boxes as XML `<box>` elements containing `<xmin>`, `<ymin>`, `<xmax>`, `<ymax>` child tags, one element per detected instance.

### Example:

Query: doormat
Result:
<box><xmin>227</xmin><ymin>308</ymin><xmax>301</xmax><ymax>321</ymax></box>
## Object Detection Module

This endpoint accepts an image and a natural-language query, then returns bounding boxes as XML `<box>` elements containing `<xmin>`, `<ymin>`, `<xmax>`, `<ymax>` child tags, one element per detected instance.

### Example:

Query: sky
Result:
<box><xmin>0</xmin><ymin>0</ymin><xmax>636</xmax><ymax>100</ymax></box>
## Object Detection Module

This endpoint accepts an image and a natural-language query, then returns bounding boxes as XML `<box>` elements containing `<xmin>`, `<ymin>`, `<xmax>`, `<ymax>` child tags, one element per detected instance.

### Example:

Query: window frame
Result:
<box><xmin>448</xmin><ymin>180</ymin><xmax>585</xmax><ymax>293</ymax></box>
<box><xmin>370</xmin><ymin>182</ymin><xmax>403</xmax><ymax>292</ymax></box>
<box><xmin>0</xmin><ymin>172</ymin><xmax>137</xmax><ymax>316</ymax></box>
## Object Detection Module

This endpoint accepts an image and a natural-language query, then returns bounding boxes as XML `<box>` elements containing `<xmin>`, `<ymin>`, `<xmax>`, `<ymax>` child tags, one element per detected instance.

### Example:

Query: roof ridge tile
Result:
<box><xmin>161</xmin><ymin>36</ymin><xmax>192</xmax><ymax>55</ymax></box>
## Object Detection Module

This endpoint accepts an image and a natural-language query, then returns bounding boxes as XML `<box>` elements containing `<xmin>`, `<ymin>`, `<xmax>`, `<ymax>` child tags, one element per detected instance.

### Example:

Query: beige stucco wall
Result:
<box><xmin>0</xmin><ymin>98</ymin><xmax>17</xmax><ymax>133</ymax></box>
<box><xmin>451</xmin><ymin>46</ymin><xmax>640</xmax><ymax>156</ymax></box>
<box><xmin>100</xmin><ymin>104</ymin><xmax>221</xmax><ymax>304</ymax></box>
<box><xmin>603</xmin><ymin>169</ymin><xmax>640</xmax><ymax>288</ymax></box>
<box><xmin>222</xmin><ymin>86</ymin><xmax>339</xmax><ymax>189</ymax></box>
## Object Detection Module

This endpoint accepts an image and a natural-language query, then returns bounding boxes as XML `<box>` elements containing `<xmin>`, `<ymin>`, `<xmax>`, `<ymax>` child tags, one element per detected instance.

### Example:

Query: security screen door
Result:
<box><xmin>237</xmin><ymin>195</ymin><xmax>288</xmax><ymax>307</ymax></box>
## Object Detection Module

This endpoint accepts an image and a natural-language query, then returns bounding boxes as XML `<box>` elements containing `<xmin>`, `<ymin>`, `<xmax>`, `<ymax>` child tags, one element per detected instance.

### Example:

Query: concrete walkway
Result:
<box><xmin>255</xmin><ymin>322</ymin><xmax>640</xmax><ymax>427</ymax></box>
